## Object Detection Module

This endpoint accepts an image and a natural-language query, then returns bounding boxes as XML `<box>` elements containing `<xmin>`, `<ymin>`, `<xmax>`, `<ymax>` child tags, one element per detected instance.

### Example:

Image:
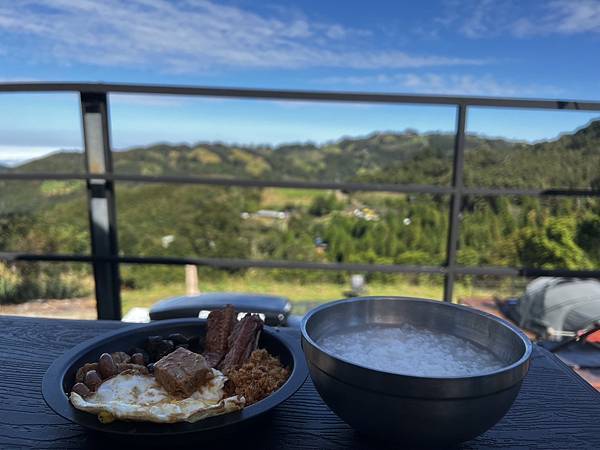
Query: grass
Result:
<box><xmin>120</xmin><ymin>272</ymin><xmax>509</xmax><ymax>316</ymax></box>
<box><xmin>260</xmin><ymin>188</ymin><xmax>323</xmax><ymax>209</ymax></box>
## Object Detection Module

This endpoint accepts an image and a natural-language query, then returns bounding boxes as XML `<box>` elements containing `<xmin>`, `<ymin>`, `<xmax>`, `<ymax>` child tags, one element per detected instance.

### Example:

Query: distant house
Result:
<box><xmin>240</xmin><ymin>209</ymin><xmax>289</xmax><ymax>220</ymax></box>
<box><xmin>256</xmin><ymin>210</ymin><xmax>289</xmax><ymax>220</ymax></box>
<box><xmin>352</xmin><ymin>207</ymin><xmax>379</xmax><ymax>221</ymax></box>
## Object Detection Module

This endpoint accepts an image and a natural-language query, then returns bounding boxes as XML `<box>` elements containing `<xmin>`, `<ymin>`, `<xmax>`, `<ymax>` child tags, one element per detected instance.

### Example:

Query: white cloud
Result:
<box><xmin>438</xmin><ymin>0</ymin><xmax>600</xmax><ymax>39</ymax></box>
<box><xmin>316</xmin><ymin>73</ymin><xmax>562</xmax><ymax>97</ymax></box>
<box><xmin>0</xmin><ymin>145</ymin><xmax>78</xmax><ymax>166</ymax></box>
<box><xmin>433</xmin><ymin>0</ymin><xmax>515</xmax><ymax>39</ymax></box>
<box><xmin>458</xmin><ymin>0</ymin><xmax>496</xmax><ymax>38</ymax></box>
<box><xmin>0</xmin><ymin>0</ymin><xmax>486</xmax><ymax>72</ymax></box>
<box><xmin>513</xmin><ymin>0</ymin><xmax>600</xmax><ymax>36</ymax></box>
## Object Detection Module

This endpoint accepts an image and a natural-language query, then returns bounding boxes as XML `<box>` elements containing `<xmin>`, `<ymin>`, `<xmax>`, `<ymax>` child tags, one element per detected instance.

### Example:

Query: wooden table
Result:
<box><xmin>1</xmin><ymin>316</ymin><xmax>599</xmax><ymax>449</ymax></box>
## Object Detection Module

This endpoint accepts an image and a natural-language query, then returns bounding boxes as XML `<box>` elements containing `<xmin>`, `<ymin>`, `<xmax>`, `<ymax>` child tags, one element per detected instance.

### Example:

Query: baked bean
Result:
<box><xmin>72</xmin><ymin>382</ymin><xmax>91</xmax><ymax>397</ymax></box>
<box><xmin>84</xmin><ymin>370</ymin><xmax>103</xmax><ymax>391</ymax></box>
<box><xmin>129</xmin><ymin>347</ymin><xmax>150</xmax><ymax>364</ymax></box>
<box><xmin>115</xmin><ymin>363</ymin><xmax>149</xmax><ymax>375</ymax></box>
<box><xmin>131</xmin><ymin>353</ymin><xmax>145</xmax><ymax>366</ymax></box>
<box><xmin>75</xmin><ymin>363</ymin><xmax>98</xmax><ymax>383</ymax></box>
<box><xmin>110</xmin><ymin>351</ymin><xmax>131</xmax><ymax>364</ymax></box>
<box><xmin>98</xmin><ymin>353</ymin><xmax>117</xmax><ymax>379</ymax></box>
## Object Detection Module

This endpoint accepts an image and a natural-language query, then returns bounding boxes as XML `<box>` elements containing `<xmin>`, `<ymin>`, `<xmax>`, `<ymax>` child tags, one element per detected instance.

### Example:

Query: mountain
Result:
<box><xmin>10</xmin><ymin>131</ymin><xmax>515</xmax><ymax>181</ymax></box>
<box><xmin>2</xmin><ymin>120</ymin><xmax>600</xmax><ymax>303</ymax></box>
<box><xmin>3</xmin><ymin>120</ymin><xmax>600</xmax><ymax>215</ymax></box>
<box><xmin>16</xmin><ymin>151</ymin><xmax>85</xmax><ymax>174</ymax></box>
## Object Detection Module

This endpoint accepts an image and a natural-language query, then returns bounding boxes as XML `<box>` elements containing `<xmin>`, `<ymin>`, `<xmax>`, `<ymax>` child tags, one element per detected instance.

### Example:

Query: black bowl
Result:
<box><xmin>42</xmin><ymin>318</ymin><xmax>307</xmax><ymax>437</ymax></box>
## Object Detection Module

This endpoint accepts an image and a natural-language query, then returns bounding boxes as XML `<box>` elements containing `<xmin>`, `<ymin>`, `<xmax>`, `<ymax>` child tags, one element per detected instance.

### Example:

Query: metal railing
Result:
<box><xmin>2</xmin><ymin>82</ymin><xmax>600</xmax><ymax>319</ymax></box>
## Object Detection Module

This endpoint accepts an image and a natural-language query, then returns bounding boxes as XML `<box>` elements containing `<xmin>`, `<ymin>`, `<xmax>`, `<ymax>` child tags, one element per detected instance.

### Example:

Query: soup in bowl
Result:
<box><xmin>301</xmin><ymin>297</ymin><xmax>532</xmax><ymax>447</ymax></box>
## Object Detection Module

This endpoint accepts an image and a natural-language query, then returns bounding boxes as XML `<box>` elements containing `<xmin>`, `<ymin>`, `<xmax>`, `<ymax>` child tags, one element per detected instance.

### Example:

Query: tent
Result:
<box><xmin>517</xmin><ymin>277</ymin><xmax>600</xmax><ymax>339</ymax></box>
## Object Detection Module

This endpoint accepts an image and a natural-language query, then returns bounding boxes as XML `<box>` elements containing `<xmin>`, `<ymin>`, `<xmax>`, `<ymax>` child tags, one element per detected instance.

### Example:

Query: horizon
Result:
<box><xmin>3</xmin><ymin>116</ymin><xmax>599</xmax><ymax>168</ymax></box>
<box><xmin>2</xmin><ymin>1</ymin><xmax>600</xmax><ymax>164</ymax></box>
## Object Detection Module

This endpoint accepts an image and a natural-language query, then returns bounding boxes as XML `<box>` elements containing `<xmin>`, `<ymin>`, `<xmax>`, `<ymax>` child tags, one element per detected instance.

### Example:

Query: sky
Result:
<box><xmin>1</xmin><ymin>0</ymin><xmax>600</xmax><ymax>165</ymax></box>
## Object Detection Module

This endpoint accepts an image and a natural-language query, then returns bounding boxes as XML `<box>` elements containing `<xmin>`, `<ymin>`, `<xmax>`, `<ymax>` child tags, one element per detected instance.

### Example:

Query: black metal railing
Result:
<box><xmin>2</xmin><ymin>82</ymin><xmax>600</xmax><ymax>319</ymax></box>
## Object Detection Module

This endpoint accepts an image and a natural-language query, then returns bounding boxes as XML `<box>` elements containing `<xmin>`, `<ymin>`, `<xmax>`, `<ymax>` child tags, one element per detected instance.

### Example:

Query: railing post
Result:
<box><xmin>444</xmin><ymin>104</ymin><xmax>467</xmax><ymax>302</ymax></box>
<box><xmin>81</xmin><ymin>92</ymin><xmax>121</xmax><ymax>319</ymax></box>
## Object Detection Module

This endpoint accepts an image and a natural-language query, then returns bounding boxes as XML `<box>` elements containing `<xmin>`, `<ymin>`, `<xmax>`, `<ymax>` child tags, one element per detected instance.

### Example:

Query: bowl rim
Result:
<box><xmin>301</xmin><ymin>296</ymin><xmax>532</xmax><ymax>383</ymax></box>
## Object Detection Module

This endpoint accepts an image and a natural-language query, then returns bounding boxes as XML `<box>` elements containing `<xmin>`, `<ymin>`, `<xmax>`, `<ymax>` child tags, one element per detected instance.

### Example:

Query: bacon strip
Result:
<box><xmin>218</xmin><ymin>314</ymin><xmax>263</xmax><ymax>373</ymax></box>
<box><xmin>203</xmin><ymin>305</ymin><xmax>237</xmax><ymax>368</ymax></box>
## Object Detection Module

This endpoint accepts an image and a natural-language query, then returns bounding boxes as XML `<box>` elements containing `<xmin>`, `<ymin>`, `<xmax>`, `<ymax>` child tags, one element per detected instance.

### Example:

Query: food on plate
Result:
<box><xmin>98</xmin><ymin>353</ymin><xmax>117</xmax><ymax>379</ymax></box>
<box><xmin>70</xmin><ymin>369</ymin><xmax>243</xmax><ymax>424</ymax></box>
<box><xmin>111</xmin><ymin>351</ymin><xmax>132</xmax><ymax>364</ymax></box>
<box><xmin>72</xmin><ymin>382</ymin><xmax>91</xmax><ymax>397</ymax></box>
<box><xmin>83</xmin><ymin>370</ymin><xmax>103</xmax><ymax>391</ymax></box>
<box><xmin>75</xmin><ymin>362</ymin><xmax>98</xmax><ymax>383</ymax></box>
<box><xmin>153</xmin><ymin>347</ymin><xmax>212</xmax><ymax>397</ymax></box>
<box><xmin>203</xmin><ymin>305</ymin><xmax>237</xmax><ymax>367</ymax></box>
<box><xmin>75</xmin><ymin>353</ymin><xmax>149</xmax><ymax>384</ymax></box>
<box><xmin>225</xmin><ymin>349</ymin><xmax>290</xmax><ymax>405</ymax></box>
<box><xmin>69</xmin><ymin>306</ymin><xmax>289</xmax><ymax>424</ymax></box>
<box><xmin>219</xmin><ymin>314</ymin><xmax>263</xmax><ymax>372</ymax></box>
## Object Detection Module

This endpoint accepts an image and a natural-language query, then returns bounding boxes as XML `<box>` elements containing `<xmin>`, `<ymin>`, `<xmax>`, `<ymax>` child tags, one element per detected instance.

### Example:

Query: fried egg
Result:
<box><xmin>70</xmin><ymin>369</ymin><xmax>245</xmax><ymax>423</ymax></box>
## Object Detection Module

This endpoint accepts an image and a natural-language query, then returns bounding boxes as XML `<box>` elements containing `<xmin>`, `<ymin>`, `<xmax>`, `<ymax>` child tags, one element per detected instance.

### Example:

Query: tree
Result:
<box><xmin>576</xmin><ymin>214</ymin><xmax>600</xmax><ymax>263</ymax></box>
<box><xmin>516</xmin><ymin>218</ymin><xmax>592</xmax><ymax>269</ymax></box>
<box><xmin>308</xmin><ymin>194</ymin><xmax>342</xmax><ymax>217</ymax></box>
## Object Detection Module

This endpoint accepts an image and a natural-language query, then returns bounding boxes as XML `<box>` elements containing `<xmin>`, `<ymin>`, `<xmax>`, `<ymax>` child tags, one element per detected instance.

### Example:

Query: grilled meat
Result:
<box><xmin>203</xmin><ymin>305</ymin><xmax>237</xmax><ymax>368</ymax></box>
<box><xmin>219</xmin><ymin>314</ymin><xmax>263</xmax><ymax>373</ymax></box>
<box><xmin>154</xmin><ymin>347</ymin><xmax>212</xmax><ymax>397</ymax></box>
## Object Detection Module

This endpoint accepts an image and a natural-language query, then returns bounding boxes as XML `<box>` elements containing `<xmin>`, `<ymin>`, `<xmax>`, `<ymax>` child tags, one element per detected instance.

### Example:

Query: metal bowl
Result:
<box><xmin>301</xmin><ymin>297</ymin><xmax>532</xmax><ymax>447</ymax></box>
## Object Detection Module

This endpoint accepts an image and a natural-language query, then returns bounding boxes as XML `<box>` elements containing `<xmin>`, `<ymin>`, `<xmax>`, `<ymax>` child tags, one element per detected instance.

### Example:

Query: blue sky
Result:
<box><xmin>1</xmin><ymin>0</ymin><xmax>600</xmax><ymax>164</ymax></box>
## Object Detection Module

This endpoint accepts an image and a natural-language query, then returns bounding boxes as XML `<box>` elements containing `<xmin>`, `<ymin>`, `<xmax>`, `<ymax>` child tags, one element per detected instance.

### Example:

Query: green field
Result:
<box><xmin>260</xmin><ymin>187</ymin><xmax>322</xmax><ymax>209</ymax></box>
<box><xmin>120</xmin><ymin>272</ymin><xmax>512</xmax><ymax>316</ymax></box>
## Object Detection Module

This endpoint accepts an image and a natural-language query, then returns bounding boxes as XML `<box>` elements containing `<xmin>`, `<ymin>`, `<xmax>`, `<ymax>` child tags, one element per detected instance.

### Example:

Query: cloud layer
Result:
<box><xmin>317</xmin><ymin>73</ymin><xmax>562</xmax><ymax>98</ymax></box>
<box><xmin>0</xmin><ymin>0</ymin><xmax>484</xmax><ymax>73</ymax></box>
<box><xmin>514</xmin><ymin>0</ymin><xmax>600</xmax><ymax>37</ymax></box>
<box><xmin>440</xmin><ymin>0</ymin><xmax>600</xmax><ymax>39</ymax></box>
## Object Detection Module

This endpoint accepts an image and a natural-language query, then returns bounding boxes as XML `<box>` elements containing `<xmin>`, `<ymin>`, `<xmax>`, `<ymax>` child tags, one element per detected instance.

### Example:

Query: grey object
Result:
<box><xmin>286</xmin><ymin>314</ymin><xmax>304</xmax><ymax>329</ymax></box>
<box><xmin>149</xmin><ymin>292</ymin><xmax>291</xmax><ymax>326</ymax></box>
<box><xmin>81</xmin><ymin>92</ymin><xmax>121</xmax><ymax>320</ymax></box>
<box><xmin>517</xmin><ymin>278</ymin><xmax>600</xmax><ymax>339</ymax></box>
<box><xmin>301</xmin><ymin>297</ymin><xmax>531</xmax><ymax>447</ymax></box>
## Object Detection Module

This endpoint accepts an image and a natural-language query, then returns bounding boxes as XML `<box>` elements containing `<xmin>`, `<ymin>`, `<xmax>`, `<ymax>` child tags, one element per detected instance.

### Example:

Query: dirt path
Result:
<box><xmin>0</xmin><ymin>298</ymin><xmax>97</xmax><ymax>320</ymax></box>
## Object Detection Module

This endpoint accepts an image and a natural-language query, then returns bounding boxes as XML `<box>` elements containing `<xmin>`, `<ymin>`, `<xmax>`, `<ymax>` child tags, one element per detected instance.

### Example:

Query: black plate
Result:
<box><xmin>42</xmin><ymin>319</ymin><xmax>307</xmax><ymax>437</ymax></box>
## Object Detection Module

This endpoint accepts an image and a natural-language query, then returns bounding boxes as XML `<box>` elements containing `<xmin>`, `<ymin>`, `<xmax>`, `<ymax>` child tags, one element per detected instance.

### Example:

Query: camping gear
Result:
<box><xmin>515</xmin><ymin>278</ymin><xmax>600</xmax><ymax>340</ymax></box>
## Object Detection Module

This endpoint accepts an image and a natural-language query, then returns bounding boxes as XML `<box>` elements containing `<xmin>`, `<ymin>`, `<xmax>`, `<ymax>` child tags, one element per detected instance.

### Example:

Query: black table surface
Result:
<box><xmin>1</xmin><ymin>316</ymin><xmax>599</xmax><ymax>449</ymax></box>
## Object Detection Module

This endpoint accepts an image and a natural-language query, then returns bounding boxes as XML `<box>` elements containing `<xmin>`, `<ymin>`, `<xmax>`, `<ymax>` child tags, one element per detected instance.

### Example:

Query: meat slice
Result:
<box><xmin>154</xmin><ymin>347</ymin><xmax>212</xmax><ymax>397</ymax></box>
<box><xmin>203</xmin><ymin>352</ymin><xmax>223</xmax><ymax>369</ymax></box>
<box><xmin>219</xmin><ymin>314</ymin><xmax>263</xmax><ymax>373</ymax></box>
<box><xmin>203</xmin><ymin>305</ymin><xmax>237</xmax><ymax>368</ymax></box>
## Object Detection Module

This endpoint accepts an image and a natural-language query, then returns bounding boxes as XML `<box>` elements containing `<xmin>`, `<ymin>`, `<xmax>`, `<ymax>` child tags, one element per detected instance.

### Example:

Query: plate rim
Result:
<box><xmin>42</xmin><ymin>318</ymin><xmax>307</xmax><ymax>436</ymax></box>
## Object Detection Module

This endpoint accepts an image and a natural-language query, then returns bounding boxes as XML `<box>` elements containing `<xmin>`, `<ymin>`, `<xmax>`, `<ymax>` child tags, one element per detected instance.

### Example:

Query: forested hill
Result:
<box><xmin>8</xmin><ymin>119</ymin><xmax>600</xmax><ymax>192</ymax></box>
<box><xmin>10</xmin><ymin>131</ymin><xmax>501</xmax><ymax>181</ymax></box>
<box><xmin>2</xmin><ymin>120</ymin><xmax>600</xmax><ymax>303</ymax></box>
